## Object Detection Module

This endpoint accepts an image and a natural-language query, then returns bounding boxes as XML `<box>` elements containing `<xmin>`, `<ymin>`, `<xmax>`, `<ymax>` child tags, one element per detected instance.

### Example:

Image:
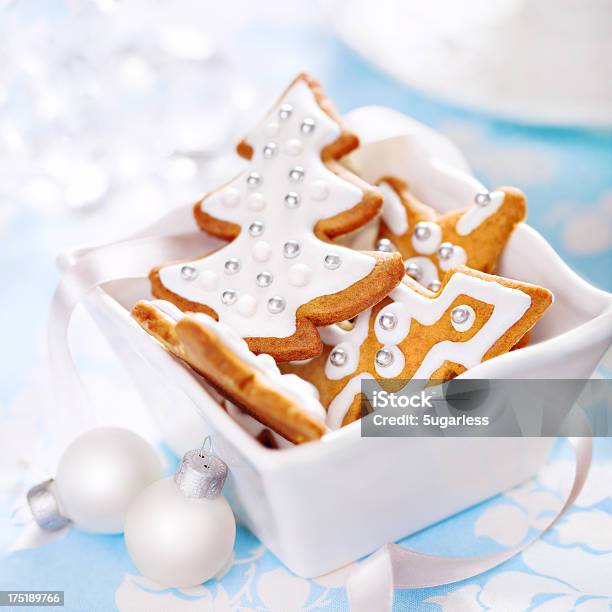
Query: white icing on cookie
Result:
<box><xmin>438</xmin><ymin>244</ymin><xmax>467</xmax><ymax>271</ymax></box>
<box><xmin>326</xmin><ymin>373</ymin><xmax>373</xmax><ymax>430</ymax></box>
<box><xmin>158</xmin><ymin>79</ymin><xmax>376</xmax><ymax>340</ymax></box>
<box><xmin>456</xmin><ymin>190</ymin><xmax>505</xmax><ymax>235</ymax></box>
<box><xmin>322</xmin><ymin>309</ymin><xmax>371</xmax><ymax>380</ymax></box>
<box><xmin>410</xmin><ymin>221</ymin><xmax>442</xmax><ymax>255</ymax></box>
<box><xmin>325</xmin><ymin>273</ymin><xmax>532</xmax><ymax>423</ymax></box>
<box><xmin>378</xmin><ymin>180</ymin><xmax>408</xmax><ymax>235</ymax></box>
<box><xmin>403</xmin><ymin>256</ymin><xmax>439</xmax><ymax>289</ymax></box>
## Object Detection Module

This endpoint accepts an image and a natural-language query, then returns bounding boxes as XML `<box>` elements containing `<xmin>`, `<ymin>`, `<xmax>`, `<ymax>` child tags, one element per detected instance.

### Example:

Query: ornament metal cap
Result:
<box><xmin>174</xmin><ymin>439</ymin><xmax>228</xmax><ymax>500</ymax></box>
<box><xmin>27</xmin><ymin>479</ymin><xmax>70</xmax><ymax>531</ymax></box>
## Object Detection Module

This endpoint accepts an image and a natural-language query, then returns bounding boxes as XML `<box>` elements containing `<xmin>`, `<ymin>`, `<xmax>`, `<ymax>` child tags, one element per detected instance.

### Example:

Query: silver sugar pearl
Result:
<box><xmin>451</xmin><ymin>306</ymin><xmax>470</xmax><ymax>325</ymax></box>
<box><xmin>288</xmin><ymin>166</ymin><xmax>305</xmax><ymax>183</ymax></box>
<box><xmin>375</xmin><ymin>348</ymin><xmax>394</xmax><ymax>368</ymax></box>
<box><xmin>283</xmin><ymin>240</ymin><xmax>301</xmax><ymax>259</ymax></box>
<box><xmin>246</xmin><ymin>172</ymin><xmax>261</xmax><ymax>188</ymax></box>
<box><xmin>428</xmin><ymin>280</ymin><xmax>442</xmax><ymax>292</ymax></box>
<box><xmin>378</xmin><ymin>312</ymin><xmax>397</xmax><ymax>331</ymax></box>
<box><xmin>278</xmin><ymin>103</ymin><xmax>293</xmax><ymax>120</ymax></box>
<box><xmin>180</xmin><ymin>265</ymin><xmax>198</xmax><ymax>281</ymax></box>
<box><xmin>324</xmin><ymin>253</ymin><xmax>341</xmax><ymax>270</ymax></box>
<box><xmin>267</xmin><ymin>296</ymin><xmax>286</xmax><ymax>314</ymax></box>
<box><xmin>224</xmin><ymin>258</ymin><xmax>241</xmax><ymax>275</ymax></box>
<box><xmin>329</xmin><ymin>347</ymin><xmax>347</xmax><ymax>367</ymax></box>
<box><xmin>248</xmin><ymin>221</ymin><xmax>265</xmax><ymax>237</ymax></box>
<box><xmin>300</xmin><ymin>118</ymin><xmax>316</xmax><ymax>134</ymax></box>
<box><xmin>475</xmin><ymin>192</ymin><xmax>491</xmax><ymax>206</ymax></box>
<box><xmin>221</xmin><ymin>289</ymin><xmax>237</xmax><ymax>305</ymax></box>
<box><xmin>437</xmin><ymin>242</ymin><xmax>454</xmax><ymax>261</ymax></box>
<box><xmin>405</xmin><ymin>261</ymin><xmax>422</xmax><ymax>281</ymax></box>
<box><xmin>263</xmin><ymin>142</ymin><xmax>278</xmax><ymax>158</ymax></box>
<box><xmin>284</xmin><ymin>191</ymin><xmax>300</xmax><ymax>208</ymax></box>
<box><xmin>256</xmin><ymin>271</ymin><xmax>273</xmax><ymax>287</ymax></box>
<box><xmin>376</xmin><ymin>238</ymin><xmax>396</xmax><ymax>253</ymax></box>
<box><xmin>413</xmin><ymin>222</ymin><xmax>432</xmax><ymax>241</ymax></box>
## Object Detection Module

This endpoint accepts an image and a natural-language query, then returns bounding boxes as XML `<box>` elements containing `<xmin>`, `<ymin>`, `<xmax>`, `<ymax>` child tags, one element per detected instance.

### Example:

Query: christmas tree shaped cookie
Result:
<box><xmin>282</xmin><ymin>267</ymin><xmax>552</xmax><ymax>429</ymax></box>
<box><xmin>150</xmin><ymin>74</ymin><xmax>404</xmax><ymax>361</ymax></box>
<box><xmin>374</xmin><ymin>177</ymin><xmax>526</xmax><ymax>291</ymax></box>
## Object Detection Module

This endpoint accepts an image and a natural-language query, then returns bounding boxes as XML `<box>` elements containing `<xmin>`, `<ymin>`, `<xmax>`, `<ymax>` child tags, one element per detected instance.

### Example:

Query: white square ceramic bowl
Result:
<box><xmin>62</xmin><ymin>108</ymin><xmax>612</xmax><ymax>578</ymax></box>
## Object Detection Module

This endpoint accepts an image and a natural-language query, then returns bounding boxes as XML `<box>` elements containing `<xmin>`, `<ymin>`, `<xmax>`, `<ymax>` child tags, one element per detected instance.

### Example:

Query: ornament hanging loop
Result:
<box><xmin>199</xmin><ymin>436</ymin><xmax>213</xmax><ymax>466</ymax></box>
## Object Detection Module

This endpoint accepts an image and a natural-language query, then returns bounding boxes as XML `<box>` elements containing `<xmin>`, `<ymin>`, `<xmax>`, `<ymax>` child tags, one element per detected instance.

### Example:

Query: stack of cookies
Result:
<box><xmin>132</xmin><ymin>74</ymin><xmax>553</xmax><ymax>445</ymax></box>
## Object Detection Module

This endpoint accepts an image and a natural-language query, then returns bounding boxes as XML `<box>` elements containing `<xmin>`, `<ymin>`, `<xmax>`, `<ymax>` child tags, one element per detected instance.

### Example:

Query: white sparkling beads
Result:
<box><xmin>284</xmin><ymin>192</ymin><xmax>300</xmax><ymax>209</ymax></box>
<box><xmin>262</xmin><ymin>143</ymin><xmax>277</xmax><ymax>159</ymax></box>
<box><xmin>475</xmin><ymin>192</ymin><xmax>491</xmax><ymax>206</ymax></box>
<box><xmin>221</xmin><ymin>290</ymin><xmax>237</xmax><ymax>306</ymax></box>
<box><xmin>246</xmin><ymin>172</ymin><xmax>261</xmax><ymax>188</ymax></box>
<box><xmin>252</xmin><ymin>241</ymin><xmax>272</xmax><ymax>262</ymax></box>
<box><xmin>237</xmin><ymin>295</ymin><xmax>257</xmax><ymax>317</ymax></box>
<box><xmin>224</xmin><ymin>258</ymin><xmax>241</xmax><ymax>275</ymax></box>
<box><xmin>375</xmin><ymin>348</ymin><xmax>394</xmax><ymax>368</ymax></box>
<box><xmin>248</xmin><ymin>221</ymin><xmax>264</xmax><ymax>237</ymax></box>
<box><xmin>378</xmin><ymin>312</ymin><xmax>397</xmax><ymax>331</ymax></box>
<box><xmin>200</xmin><ymin>270</ymin><xmax>219</xmax><ymax>291</ymax></box>
<box><xmin>285</xmin><ymin>139</ymin><xmax>303</xmax><ymax>156</ymax></box>
<box><xmin>278</xmin><ymin>104</ymin><xmax>293</xmax><ymax>120</ymax></box>
<box><xmin>309</xmin><ymin>180</ymin><xmax>329</xmax><ymax>201</ymax></box>
<box><xmin>329</xmin><ymin>347</ymin><xmax>347</xmax><ymax>367</ymax></box>
<box><xmin>300</xmin><ymin>118</ymin><xmax>315</xmax><ymax>134</ymax></box>
<box><xmin>288</xmin><ymin>166</ymin><xmax>305</xmax><ymax>183</ymax></box>
<box><xmin>267</xmin><ymin>296</ymin><xmax>286</xmax><ymax>314</ymax></box>
<box><xmin>376</xmin><ymin>238</ymin><xmax>396</xmax><ymax>253</ymax></box>
<box><xmin>413</xmin><ymin>222</ymin><xmax>432</xmax><ymax>241</ymax></box>
<box><xmin>247</xmin><ymin>193</ymin><xmax>266</xmax><ymax>211</ymax></box>
<box><xmin>283</xmin><ymin>241</ymin><xmax>300</xmax><ymax>259</ymax></box>
<box><xmin>256</xmin><ymin>271</ymin><xmax>273</xmax><ymax>288</ymax></box>
<box><xmin>221</xmin><ymin>188</ymin><xmax>240</xmax><ymax>208</ymax></box>
<box><xmin>288</xmin><ymin>264</ymin><xmax>312</xmax><ymax>287</ymax></box>
<box><xmin>428</xmin><ymin>280</ymin><xmax>442</xmax><ymax>292</ymax></box>
<box><xmin>437</xmin><ymin>242</ymin><xmax>454</xmax><ymax>261</ymax></box>
<box><xmin>324</xmin><ymin>253</ymin><xmax>341</xmax><ymax>270</ymax></box>
<box><xmin>180</xmin><ymin>265</ymin><xmax>198</xmax><ymax>281</ymax></box>
<box><xmin>405</xmin><ymin>261</ymin><xmax>422</xmax><ymax>281</ymax></box>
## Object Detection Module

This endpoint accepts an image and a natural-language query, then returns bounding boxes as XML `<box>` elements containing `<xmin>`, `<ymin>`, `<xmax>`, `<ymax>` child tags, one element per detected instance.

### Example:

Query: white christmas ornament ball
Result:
<box><xmin>55</xmin><ymin>427</ymin><xmax>163</xmax><ymax>534</ymax></box>
<box><xmin>124</xmin><ymin>477</ymin><xmax>236</xmax><ymax>587</ymax></box>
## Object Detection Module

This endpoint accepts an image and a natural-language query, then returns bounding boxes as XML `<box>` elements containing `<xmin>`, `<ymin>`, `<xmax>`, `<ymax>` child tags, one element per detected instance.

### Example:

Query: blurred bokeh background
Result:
<box><xmin>1</xmin><ymin>2</ymin><xmax>612</xmax><ymax>609</ymax></box>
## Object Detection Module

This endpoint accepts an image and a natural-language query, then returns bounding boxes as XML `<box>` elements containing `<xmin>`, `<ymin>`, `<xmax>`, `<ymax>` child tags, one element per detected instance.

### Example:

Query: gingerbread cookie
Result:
<box><xmin>149</xmin><ymin>73</ymin><xmax>404</xmax><ymax>362</ymax></box>
<box><xmin>375</xmin><ymin>177</ymin><xmax>526</xmax><ymax>291</ymax></box>
<box><xmin>132</xmin><ymin>300</ymin><xmax>327</xmax><ymax>444</ymax></box>
<box><xmin>281</xmin><ymin>267</ymin><xmax>553</xmax><ymax>429</ymax></box>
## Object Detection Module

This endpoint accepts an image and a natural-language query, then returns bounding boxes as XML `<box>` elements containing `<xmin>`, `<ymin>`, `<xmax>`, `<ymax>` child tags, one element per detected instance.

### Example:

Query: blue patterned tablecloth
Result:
<box><xmin>1</xmin><ymin>4</ymin><xmax>611</xmax><ymax>611</ymax></box>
